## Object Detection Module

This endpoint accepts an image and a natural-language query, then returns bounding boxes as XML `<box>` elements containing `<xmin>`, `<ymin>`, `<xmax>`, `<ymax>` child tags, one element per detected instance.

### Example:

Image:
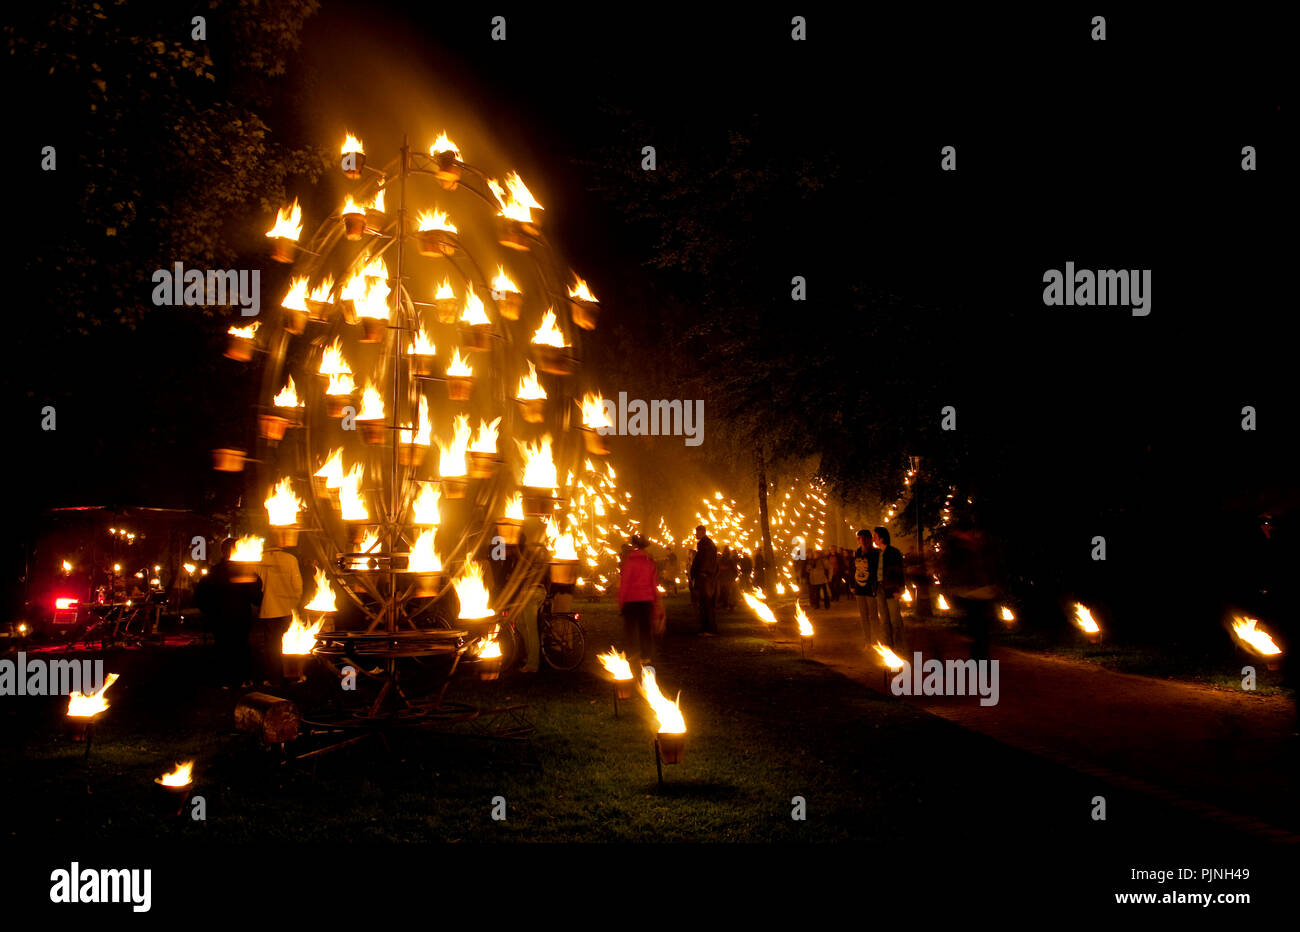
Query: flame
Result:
<box><xmin>66</xmin><ymin>672</ymin><xmax>120</xmax><ymax>718</ymax></box>
<box><xmin>488</xmin><ymin>171</ymin><xmax>543</xmax><ymax>223</ymax></box>
<box><xmin>1231</xmin><ymin>615</ymin><xmax>1282</xmax><ymax>656</ymax></box>
<box><xmin>319</xmin><ymin>337</ymin><xmax>352</xmax><ymax>376</ymax></box>
<box><xmin>228</xmin><ymin>322</ymin><xmax>259</xmax><ymax>339</ymax></box>
<box><xmin>273</xmin><ymin>377</ymin><xmax>303</xmax><ymax>408</ymax></box>
<box><xmin>438</xmin><ymin>415</ymin><xmax>472</xmax><ymax>478</ymax></box>
<box><xmin>412</xmin><ymin>482</ymin><xmax>442</xmax><ymax>525</ymax></box>
<box><xmin>358</xmin><ymin>530</ymin><xmax>380</xmax><ymax>554</ymax></box>
<box><xmin>598</xmin><ymin>647</ymin><xmax>634</xmax><ymax>681</ymax></box>
<box><xmin>581</xmin><ymin>392</ymin><xmax>612</xmax><ymax>429</ymax></box>
<box><xmin>370</xmin><ymin>188</ymin><xmax>385</xmax><ymax>213</ymax></box>
<box><xmin>408</xmin><ymin>327</ymin><xmax>437</xmax><ymax>356</ymax></box>
<box><xmin>551</xmin><ymin>529</ymin><xmax>579</xmax><ymax>561</ymax></box>
<box><xmin>281</xmin><ymin>276</ymin><xmax>310</xmax><ymax>311</ymax></box>
<box><xmin>742</xmin><ymin>591</ymin><xmax>778</xmax><ymax>625</ymax></box>
<box><xmin>159</xmin><ymin>761</ymin><xmax>194</xmax><ymax>787</ymax></box>
<box><xmin>339</xmin><ymin>465</ymin><xmax>369</xmax><ymax>520</ymax></box>
<box><xmin>874</xmin><ymin>643</ymin><xmax>905</xmax><ymax>671</ymax></box>
<box><xmin>531</xmin><ymin>308</ymin><xmax>568</xmax><ymax>348</ymax></box>
<box><xmin>435</xmin><ymin>279</ymin><xmax>455</xmax><ymax>302</ymax></box>
<box><xmin>568</xmin><ymin>276</ymin><xmax>598</xmax><ymax>303</ymax></box>
<box><xmin>341</xmin><ymin>192</ymin><xmax>366</xmax><ymax>216</ymax></box>
<box><xmin>308</xmin><ymin>276</ymin><xmax>334</xmax><ymax>304</ymax></box>
<box><xmin>492</xmin><ymin>266</ymin><xmax>519</xmax><ymax>294</ymax></box>
<box><xmin>454</xmin><ymin>561</ymin><xmax>493</xmax><ymax>619</ymax></box>
<box><xmin>356</xmin><ymin>274</ymin><xmax>391</xmax><ymax>320</ymax></box>
<box><xmin>266</xmin><ymin>199</ymin><xmax>303</xmax><ymax>240</ymax></box>
<box><xmin>901</xmin><ymin>588</ymin><xmax>914</xmax><ymax>603</ymax></box>
<box><xmin>304</xmin><ymin>567</ymin><xmax>337</xmax><ymax>612</ymax></box>
<box><xmin>400</xmin><ymin>395</ymin><xmax>433</xmax><ymax>447</ymax></box>
<box><xmin>1073</xmin><ymin>602</ymin><xmax>1100</xmax><ymax>634</ymax></box>
<box><xmin>282</xmin><ymin>611</ymin><xmax>324</xmax><ymax>655</ymax></box>
<box><xmin>503</xmin><ymin>493</ymin><xmax>525</xmax><ymax>520</ymax></box>
<box><xmin>1000</xmin><ymin>606</ymin><xmax>1015</xmax><ymax>622</ymax></box>
<box><xmin>230</xmin><ymin>535</ymin><xmax>263</xmax><ymax>562</ymax></box>
<box><xmin>516</xmin><ymin>361</ymin><xmax>547</xmax><ymax>400</ymax></box>
<box><xmin>477</xmin><ymin>629</ymin><xmax>503</xmax><ymax>659</ymax></box>
<box><xmin>459</xmin><ymin>283</ymin><xmax>490</xmax><ymax>326</ymax></box>
<box><xmin>430</xmin><ymin>132</ymin><xmax>459</xmax><ymax>156</ymax></box>
<box><xmin>640</xmin><ymin>666</ymin><xmax>685</xmax><ymax>734</ymax></box>
<box><xmin>341</xmin><ymin>133</ymin><xmax>364</xmax><ymax>155</ymax></box>
<box><xmin>315</xmin><ymin>449</ymin><xmax>345</xmax><ymax>489</ymax></box>
<box><xmin>403</xmin><ymin>527</ymin><xmax>442</xmax><ymax>574</ymax></box>
<box><xmin>416</xmin><ymin>208</ymin><xmax>457</xmax><ymax>233</ymax></box>
<box><xmin>265</xmin><ymin>477</ymin><xmax>304</xmax><ymax>527</ymax></box>
<box><xmin>326</xmin><ymin>372</ymin><xmax>355</xmax><ymax>395</ymax></box>
<box><xmin>357</xmin><ymin>381</ymin><xmax>386</xmax><ymax>421</ymax></box>
<box><xmin>517</xmin><ymin>435</ymin><xmax>557</xmax><ymax>488</ymax></box>
<box><xmin>795</xmin><ymin>600</ymin><xmax>814</xmax><ymax>636</ymax></box>
<box><xmin>936</xmin><ymin>594</ymin><xmax>950</xmax><ymax>611</ymax></box>
<box><xmin>446</xmin><ymin>347</ymin><xmax>474</xmax><ymax>378</ymax></box>
<box><xmin>470</xmin><ymin>417</ymin><xmax>502</xmax><ymax>454</ymax></box>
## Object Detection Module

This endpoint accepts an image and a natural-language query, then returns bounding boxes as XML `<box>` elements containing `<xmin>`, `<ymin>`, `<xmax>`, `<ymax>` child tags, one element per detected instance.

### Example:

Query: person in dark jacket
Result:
<box><xmin>194</xmin><ymin>538</ymin><xmax>262</xmax><ymax>687</ymax></box>
<box><xmin>691</xmin><ymin>525</ymin><xmax>719</xmax><ymax>636</ymax></box>
<box><xmin>851</xmin><ymin>530</ymin><xmax>880</xmax><ymax>646</ymax></box>
<box><xmin>943</xmin><ymin>512</ymin><xmax>1001</xmax><ymax>660</ymax></box>
<box><xmin>873</xmin><ymin>527</ymin><xmax>906</xmax><ymax>649</ymax></box>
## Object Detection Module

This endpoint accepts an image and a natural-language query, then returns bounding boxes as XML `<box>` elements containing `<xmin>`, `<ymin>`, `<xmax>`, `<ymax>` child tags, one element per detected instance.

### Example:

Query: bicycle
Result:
<box><xmin>496</xmin><ymin>586</ymin><xmax>586</xmax><ymax>672</ymax></box>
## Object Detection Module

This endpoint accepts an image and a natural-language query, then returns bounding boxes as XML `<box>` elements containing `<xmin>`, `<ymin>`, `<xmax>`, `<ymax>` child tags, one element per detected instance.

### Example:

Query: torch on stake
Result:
<box><xmin>653</xmin><ymin>738</ymin><xmax>664</xmax><ymax>788</ymax></box>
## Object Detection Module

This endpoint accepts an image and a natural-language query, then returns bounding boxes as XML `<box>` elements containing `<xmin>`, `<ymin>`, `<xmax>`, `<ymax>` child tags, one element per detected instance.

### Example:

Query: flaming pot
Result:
<box><xmin>495</xmin><ymin>517</ymin><xmax>523</xmax><ymax>547</ymax></box>
<box><xmin>397</xmin><ymin>443</ymin><xmax>427</xmax><ymax>468</ymax></box>
<box><xmin>259</xmin><ymin>414</ymin><xmax>291</xmax><ymax>443</ymax></box>
<box><xmin>229</xmin><ymin>560</ymin><xmax>259</xmax><ymax>584</ymax></box>
<box><xmin>269</xmin><ymin>526</ymin><xmax>300</xmax><ymax>548</ymax></box>
<box><xmin>657</xmin><ymin>732</ymin><xmax>686</xmax><ymax>765</ymax></box>
<box><xmin>435</xmin><ymin>296</ymin><xmax>459</xmax><ymax>324</ymax></box>
<box><xmin>570</xmin><ymin>298</ymin><xmax>600</xmax><ymax>331</ymax></box>
<box><xmin>410</xmin><ymin>353</ymin><xmax>437</xmax><ymax>378</ymax></box>
<box><xmin>533</xmin><ymin>344</ymin><xmax>576</xmax><ymax>376</ymax></box>
<box><xmin>337</xmin><ymin>298</ymin><xmax>358</xmax><ymax>325</ymax></box>
<box><xmin>154</xmin><ymin>779</ymin><xmax>194</xmax><ymax>817</ymax></box>
<box><xmin>359</xmin><ymin>316</ymin><xmax>387</xmax><ymax>343</ymax></box>
<box><xmin>225</xmin><ymin>334</ymin><xmax>256</xmax><ymax>362</ymax></box>
<box><xmin>311</xmin><ymin>475</ymin><xmax>335</xmax><ymax>499</ymax></box>
<box><xmin>522</xmin><ymin>488</ymin><xmax>557</xmax><ymax>517</ymax></box>
<box><xmin>415</xmin><ymin>229</ymin><xmax>458</xmax><ymax>258</ymax></box>
<box><xmin>497</xmin><ymin>216</ymin><xmax>538</xmax><ymax>252</ymax></box>
<box><xmin>549</xmin><ymin>559</ymin><xmax>579</xmax><ymax>586</ymax></box>
<box><xmin>433</xmin><ymin>150</ymin><xmax>461</xmax><ymax>190</ymax></box>
<box><xmin>365</xmin><ymin>207</ymin><xmax>386</xmax><ymax>231</ymax></box>
<box><xmin>342</xmin><ymin>151</ymin><xmax>365</xmax><ymax>179</ymax></box>
<box><xmin>342</xmin><ymin>212</ymin><xmax>366</xmax><ymax>241</ymax></box>
<box><xmin>467</xmin><ymin>451</ymin><xmax>502</xmax><ymax>479</ymax></box>
<box><xmin>325</xmin><ymin>392</ymin><xmax>357</xmax><ymax>418</ymax></box>
<box><xmin>461</xmin><ymin>325</ymin><xmax>493</xmax><ymax>353</ymax></box>
<box><xmin>282</xmin><ymin>652</ymin><xmax>308</xmax><ymax>680</ymax></box>
<box><xmin>401</xmin><ymin>570</ymin><xmax>446</xmax><ymax>598</ymax></box>
<box><xmin>358</xmin><ymin>419</ymin><xmax>387</xmax><ymax>445</ymax></box>
<box><xmin>615</xmin><ymin>680</ymin><xmax>634</xmax><ymax>701</ymax></box>
<box><xmin>270</xmin><ymin>237</ymin><xmax>295</xmax><ymax>264</ymax></box>
<box><xmin>495</xmin><ymin>291</ymin><xmax>522</xmax><ymax>321</ymax></box>
<box><xmin>446</xmin><ymin>375</ymin><xmax>474</xmax><ymax>402</ymax></box>
<box><xmin>305</xmin><ymin>298</ymin><xmax>332</xmax><ymax>321</ymax></box>
<box><xmin>516</xmin><ymin>396</ymin><xmax>545</xmax><ymax>424</ymax></box>
<box><xmin>284</xmin><ymin>308</ymin><xmax>308</xmax><ymax>335</ymax></box>
<box><xmin>478</xmin><ymin>654</ymin><xmax>502</xmax><ymax>681</ymax></box>
<box><xmin>212</xmin><ymin>448</ymin><xmax>247</xmax><ymax>472</ymax></box>
<box><xmin>440</xmin><ymin>477</ymin><xmax>468</xmax><ymax>499</ymax></box>
<box><xmin>582</xmin><ymin>427</ymin><xmax>610</xmax><ymax>455</ymax></box>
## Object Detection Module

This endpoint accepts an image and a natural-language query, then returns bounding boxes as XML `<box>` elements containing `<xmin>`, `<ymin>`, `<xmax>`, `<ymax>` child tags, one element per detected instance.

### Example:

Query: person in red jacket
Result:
<box><xmin>618</xmin><ymin>535</ymin><xmax>662</xmax><ymax>667</ymax></box>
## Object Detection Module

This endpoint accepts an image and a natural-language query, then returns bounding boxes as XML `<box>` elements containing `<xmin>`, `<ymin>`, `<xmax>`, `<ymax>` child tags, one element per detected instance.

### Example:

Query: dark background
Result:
<box><xmin>3</xmin><ymin>4</ymin><xmax>1292</xmax><ymax>641</ymax></box>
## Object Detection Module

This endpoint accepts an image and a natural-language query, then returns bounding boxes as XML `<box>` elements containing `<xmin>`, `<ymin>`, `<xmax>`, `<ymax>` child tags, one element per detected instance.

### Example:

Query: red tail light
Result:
<box><xmin>55</xmin><ymin>597</ymin><xmax>79</xmax><ymax>610</ymax></box>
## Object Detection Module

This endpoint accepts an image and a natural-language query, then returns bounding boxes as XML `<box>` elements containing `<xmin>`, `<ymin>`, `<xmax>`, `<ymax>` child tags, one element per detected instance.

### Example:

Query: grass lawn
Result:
<box><xmin>0</xmin><ymin>594</ymin><xmax>1253</xmax><ymax>844</ymax></box>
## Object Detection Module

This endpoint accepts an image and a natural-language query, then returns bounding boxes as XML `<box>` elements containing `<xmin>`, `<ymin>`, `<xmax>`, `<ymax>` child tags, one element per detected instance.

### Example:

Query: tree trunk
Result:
<box><xmin>755</xmin><ymin>442</ymin><xmax>776</xmax><ymax>591</ymax></box>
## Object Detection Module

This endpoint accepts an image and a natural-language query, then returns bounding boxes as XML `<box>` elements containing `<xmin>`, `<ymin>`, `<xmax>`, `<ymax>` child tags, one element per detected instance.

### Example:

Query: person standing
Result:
<box><xmin>691</xmin><ymin>525</ymin><xmax>719</xmax><ymax>636</ymax></box>
<box><xmin>194</xmin><ymin>538</ymin><xmax>262</xmax><ymax>688</ymax></box>
<box><xmin>808</xmin><ymin>552</ymin><xmax>830</xmax><ymax>609</ymax></box>
<box><xmin>943</xmin><ymin>511</ymin><xmax>1002</xmax><ymax>661</ymax></box>
<box><xmin>873</xmin><ymin>527</ymin><xmax>906</xmax><ymax>648</ymax></box>
<box><xmin>665</xmin><ymin>547</ymin><xmax>680</xmax><ymax>595</ymax></box>
<box><xmin>618</xmin><ymin>535</ymin><xmax>661</xmax><ymax>666</ymax></box>
<box><xmin>851</xmin><ymin>530</ymin><xmax>880</xmax><ymax>647</ymax></box>
<box><xmin>253</xmin><ymin>544</ymin><xmax>303</xmax><ymax>687</ymax></box>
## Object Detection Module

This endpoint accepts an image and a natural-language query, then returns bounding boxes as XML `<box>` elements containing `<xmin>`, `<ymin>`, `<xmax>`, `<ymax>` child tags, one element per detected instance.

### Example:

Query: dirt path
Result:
<box><xmin>762</xmin><ymin>599</ymin><xmax>1299</xmax><ymax>839</ymax></box>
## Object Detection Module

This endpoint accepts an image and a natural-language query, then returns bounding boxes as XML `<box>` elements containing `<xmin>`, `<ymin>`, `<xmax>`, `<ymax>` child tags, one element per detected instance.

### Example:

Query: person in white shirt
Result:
<box><xmin>254</xmin><ymin>547</ymin><xmax>303</xmax><ymax>686</ymax></box>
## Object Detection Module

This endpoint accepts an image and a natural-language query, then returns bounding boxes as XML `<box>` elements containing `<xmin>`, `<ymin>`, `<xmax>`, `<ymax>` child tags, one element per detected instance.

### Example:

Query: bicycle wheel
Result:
<box><xmin>540</xmin><ymin>616</ymin><xmax>585</xmax><ymax>671</ymax></box>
